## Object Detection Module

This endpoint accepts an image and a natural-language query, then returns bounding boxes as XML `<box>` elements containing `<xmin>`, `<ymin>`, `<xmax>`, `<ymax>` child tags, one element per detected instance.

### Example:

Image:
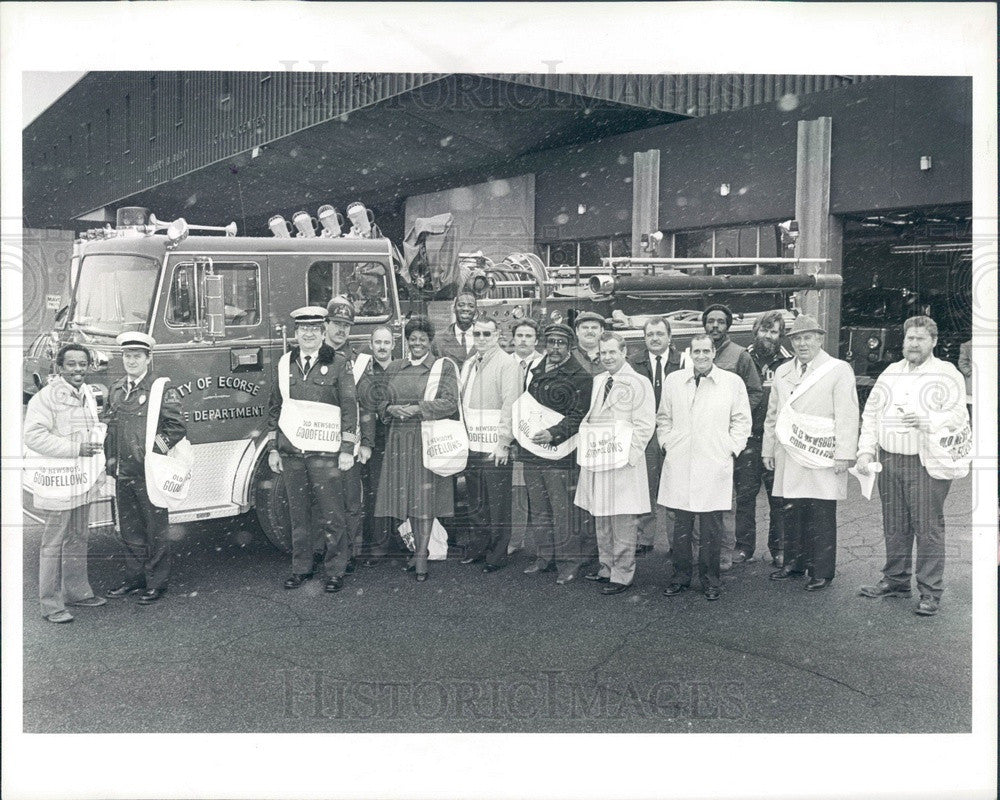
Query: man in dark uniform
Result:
<box><xmin>702</xmin><ymin>303</ymin><xmax>764</xmax><ymax>566</ymax></box>
<box><xmin>572</xmin><ymin>311</ymin><xmax>606</xmax><ymax>376</ymax></box>
<box><xmin>104</xmin><ymin>332</ymin><xmax>187</xmax><ymax>605</ymax></box>
<box><xmin>356</xmin><ymin>325</ymin><xmax>398</xmax><ymax>564</ymax></box>
<box><xmin>323</xmin><ymin>296</ymin><xmax>366</xmax><ymax>572</ymax></box>
<box><xmin>628</xmin><ymin>316</ymin><xmax>683</xmax><ymax>557</ymax></box>
<box><xmin>268</xmin><ymin>306</ymin><xmax>358</xmax><ymax>593</ymax></box>
<box><xmin>520</xmin><ymin>323</ymin><xmax>593</xmax><ymax>585</ymax></box>
<box><xmin>743</xmin><ymin>310</ymin><xmax>793</xmax><ymax>566</ymax></box>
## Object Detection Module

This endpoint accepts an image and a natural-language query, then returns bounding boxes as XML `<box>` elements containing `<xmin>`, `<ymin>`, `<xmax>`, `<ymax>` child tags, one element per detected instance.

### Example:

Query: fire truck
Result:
<box><xmin>29</xmin><ymin>206</ymin><xmax>841</xmax><ymax>552</ymax></box>
<box><xmin>32</xmin><ymin>207</ymin><xmax>406</xmax><ymax>550</ymax></box>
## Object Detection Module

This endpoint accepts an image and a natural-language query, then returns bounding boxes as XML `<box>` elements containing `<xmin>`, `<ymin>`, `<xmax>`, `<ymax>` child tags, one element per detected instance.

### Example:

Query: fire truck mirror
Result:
<box><xmin>204</xmin><ymin>273</ymin><xmax>226</xmax><ymax>339</ymax></box>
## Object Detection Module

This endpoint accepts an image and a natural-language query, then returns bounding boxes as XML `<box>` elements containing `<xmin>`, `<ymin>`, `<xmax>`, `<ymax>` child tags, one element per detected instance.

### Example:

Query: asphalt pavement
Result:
<box><xmin>20</xmin><ymin>476</ymin><xmax>974</xmax><ymax>734</ymax></box>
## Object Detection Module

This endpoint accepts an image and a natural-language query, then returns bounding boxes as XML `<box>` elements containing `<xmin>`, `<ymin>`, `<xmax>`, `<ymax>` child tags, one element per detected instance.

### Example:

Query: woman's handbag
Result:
<box><xmin>420</xmin><ymin>358</ymin><xmax>469</xmax><ymax>477</ymax></box>
<box><xmin>144</xmin><ymin>378</ymin><xmax>194</xmax><ymax>509</ymax></box>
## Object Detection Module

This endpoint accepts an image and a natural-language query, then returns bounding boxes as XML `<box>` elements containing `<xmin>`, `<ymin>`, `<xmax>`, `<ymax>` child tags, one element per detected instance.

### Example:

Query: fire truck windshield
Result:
<box><xmin>69</xmin><ymin>254</ymin><xmax>159</xmax><ymax>337</ymax></box>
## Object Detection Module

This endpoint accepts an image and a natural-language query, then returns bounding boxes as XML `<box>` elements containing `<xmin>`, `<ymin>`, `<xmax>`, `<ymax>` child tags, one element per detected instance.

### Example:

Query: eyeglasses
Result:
<box><xmin>471</xmin><ymin>331</ymin><xmax>494</xmax><ymax>338</ymax></box>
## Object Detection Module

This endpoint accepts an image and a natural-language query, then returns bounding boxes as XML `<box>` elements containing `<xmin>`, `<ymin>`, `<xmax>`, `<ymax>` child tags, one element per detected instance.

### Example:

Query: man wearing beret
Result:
<box><xmin>104</xmin><ymin>332</ymin><xmax>187</xmax><ymax>605</ymax></box>
<box><xmin>268</xmin><ymin>306</ymin><xmax>359</xmax><ymax>593</ymax></box>
<box><xmin>572</xmin><ymin>311</ymin><xmax>606</xmax><ymax>376</ymax></box>
<box><xmin>763</xmin><ymin>315</ymin><xmax>859</xmax><ymax>592</ymax></box>
<box><xmin>520</xmin><ymin>323</ymin><xmax>593</xmax><ymax>585</ymax></box>
<box><xmin>324</xmin><ymin>296</ymin><xmax>369</xmax><ymax>572</ymax></box>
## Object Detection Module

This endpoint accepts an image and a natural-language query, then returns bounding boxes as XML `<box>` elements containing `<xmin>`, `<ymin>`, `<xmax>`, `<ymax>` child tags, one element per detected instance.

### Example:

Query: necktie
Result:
<box><xmin>602</xmin><ymin>376</ymin><xmax>614</xmax><ymax>405</ymax></box>
<box><xmin>654</xmin><ymin>355</ymin><xmax>662</xmax><ymax>410</ymax></box>
<box><xmin>799</xmin><ymin>361</ymin><xmax>807</xmax><ymax>377</ymax></box>
<box><xmin>459</xmin><ymin>328</ymin><xmax>467</xmax><ymax>352</ymax></box>
<box><xmin>125</xmin><ymin>380</ymin><xmax>134</xmax><ymax>399</ymax></box>
<box><xmin>520</xmin><ymin>359</ymin><xmax>530</xmax><ymax>390</ymax></box>
<box><xmin>303</xmin><ymin>355</ymin><xmax>312</xmax><ymax>376</ymax></box>
<box><xmin>694</xmin><ymin>373</ymin><xmax>702</xmax><ymax>388</ymax></box>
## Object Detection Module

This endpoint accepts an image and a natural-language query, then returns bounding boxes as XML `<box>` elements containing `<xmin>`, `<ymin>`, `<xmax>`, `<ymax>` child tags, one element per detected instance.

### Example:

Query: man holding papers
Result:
<box><xmin>762</xmin><ymin>315</ymin><xmax>859</xmax><ymax>592</ymax></box>
<box><xmin>458</xmin><ymin>317</ymin><xmax>521</xmax><ymax>572</ymax></box>
<box><xmin>855</xmin><ymin>316</ymin><xmax>970</xmax><ymax>617</ymax></box>
<box><xmin>515</xmin><ymin>322</ymin><xmax>593</xmax><ymax>585</ymax></box>
<box><xmin>575</xmin><ymin>333</ymin><xmax>656</xmax><ymax>595</ymax></box>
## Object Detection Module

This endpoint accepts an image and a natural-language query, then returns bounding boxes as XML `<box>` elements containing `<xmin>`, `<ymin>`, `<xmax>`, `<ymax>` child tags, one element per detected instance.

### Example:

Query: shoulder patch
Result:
<box><xmin>164</xmin><ymin>388</ymin><xmax>181</xmax><ymax>403</ymax></box>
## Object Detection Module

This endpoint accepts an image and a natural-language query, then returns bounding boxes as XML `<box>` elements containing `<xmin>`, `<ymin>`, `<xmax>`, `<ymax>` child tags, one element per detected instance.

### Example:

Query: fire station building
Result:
<box><xmin>23</xmin><ymin>72</ymin><xmax>972</xmax><ymax>362</ymax></box>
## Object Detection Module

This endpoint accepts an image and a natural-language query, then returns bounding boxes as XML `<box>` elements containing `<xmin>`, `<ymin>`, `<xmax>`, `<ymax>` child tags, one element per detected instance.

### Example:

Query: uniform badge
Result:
<box><xmin>139</xmin><ymin>394</ymin><xmax>147</xmax><ymax>405</ymax></box>
<box><xmin>321</xmin><ymin>365</ymin><xmax>328</xmax><ymax>375</ymax></box>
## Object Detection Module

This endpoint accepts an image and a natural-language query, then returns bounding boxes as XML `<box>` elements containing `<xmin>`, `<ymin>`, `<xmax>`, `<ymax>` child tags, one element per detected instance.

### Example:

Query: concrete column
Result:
<box><xmin>632</xmin><ymin>149</ymin><xmax>660</xmax><ymax>257</ymax></box>
<box><xmin>794</xmin><ymin>117</ymin><xmax>843</xmax><ymax>354</ymax></box>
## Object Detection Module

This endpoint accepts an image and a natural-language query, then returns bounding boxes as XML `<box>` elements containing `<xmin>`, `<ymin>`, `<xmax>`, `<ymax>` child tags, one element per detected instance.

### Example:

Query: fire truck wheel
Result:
<box><xmin>252</xmin><ymin>463</ymin><xmax>293</xmax><ymax>553</ymax></box>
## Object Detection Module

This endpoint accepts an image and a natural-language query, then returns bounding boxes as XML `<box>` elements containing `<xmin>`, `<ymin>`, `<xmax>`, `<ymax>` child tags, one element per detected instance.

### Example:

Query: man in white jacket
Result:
<box><xmin>659</xmin><ymin>334</ymin><xmax>751</xmax><ymax>601</ymax></box>
<box><xmin>575</xmin><ymin>333</ymin><xmax>656</xmax><ymax>595</ymax></box>
<box><xmin>855</xmin><ymin>316</ymin><xmax>969</xmax><ymax>617</ymax></box>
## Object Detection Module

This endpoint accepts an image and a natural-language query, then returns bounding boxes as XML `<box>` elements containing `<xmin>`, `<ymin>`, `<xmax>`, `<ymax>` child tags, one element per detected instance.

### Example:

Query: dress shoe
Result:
<box><xmin>555</xmin><ymin>572</ymin><xmax>576</xmax><ymax>585</ymax></box>
<box><xmin>704</xmin><ymin>587</ymin><xmax>721</xmax><ymax>601</ymax></box>
<box><xmin>324</xmin><ymin>576</ymin><xmax>344</xmax><ymax>593</ymax></box>
<box><xmin>731</xmin><ymin>550</ymin><xmax>755</xmax><ymax>564</ymax></box>
<box><xmin>107</xmin><ymin>582</ymin><xmax>145</xmax><ymax>598</ymax></box>
<box><xmin>584</xmin><ymin>572</ymin><xmax>610</xmax><ymax>582</ymax></box>
<box><xmin>663</xmin><ymin>583</ymin><xmax>688</xmax><ymax>596</ymax></box>
<box><xmin>344</xmin><ymin>558</ymin><xmax>357</xmax><ymax>574</ymax></box>
<box><xmin>68</xmin><ymin>596</ymin><xmax>107</xmax><ymax>607</ymax></box>
<box><xmin>283</xmin><ymin>573</ymin><xmax>313</xmax><ymax>589</ymax></box>
<box><xmin>460</xmin><ymin>555</ymin><xmax>485</xmax><ymax>565</ymax></box>
<box><xmin>482</xmin><ymin>563</ymin><xmax>505</xmax><ymax>574</ymax></box>
<box><xmin>720</xmin><ymin>560</ymin><xmax>732</xmax><ymax>572</ymax></box>
<box><xmin>804</xmin><ymin>578</ymin><xmax>832</xmax><ymax>592</ymax></box>
<box><xmin>402</xmin><ymin>561</ymin><xmax>416</xmax><ymax>573</ymax></box>
<box><xmin>858</xmin><ymin>580</ymin><xmax>912</xmax><ymax>599</ymax></box>
<box><xmin>914</xmin><ymin>596</ymin><xmax>939</xmax><ymax>616</ymax></box>
<box><xmin>771</xmin><ymin>551</ymin><xmax>784</xmax><ymax>568</ymax></box>
<box><xmin>634</xmin><ymin>544</ymin><xmax>653</xmax><ymax>557</ymax></box>
<box><xmin>601</xmin><ymin>582</ymin><xmax>631</xmax><ymax>595</ymax></box>
<box><xmin>45</xmin><ymin>610</ymin><xmax>74</xmax><ymax>623</ymax></box>
<box><xmin>137</xmin><ymin>587</ymin><xmax>166</xmax><ymax>605</ymax></box>
<box><xmin>523</xmin><ymin>561</ymin><xmax>554</xmax><ymax>575</ymax></box>
<box><xmin>769</xmin><ymin>567</ymin><xmax>803</xmax><ymax>581</ymax></box>
<box><xmin>415</xmin><ymin>572</ymin><xmax>428</xmax><ymax>582</ymax></box>
<box><xmin>360</xmin><ymin>559</ymin><xmax>380</xmax><ymax>569</ymax></box>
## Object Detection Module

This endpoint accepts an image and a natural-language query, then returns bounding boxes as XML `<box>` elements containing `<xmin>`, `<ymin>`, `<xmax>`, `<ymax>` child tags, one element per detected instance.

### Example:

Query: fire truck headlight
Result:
<box><xmin>867</xmin><ymin>337</ymin><xmax>880</xmax><ymax>350</ymax></box>
<box><xmin>166</xmin><ymin>218</ymin><xmax>190</xmax><ymax>247</ymax></box>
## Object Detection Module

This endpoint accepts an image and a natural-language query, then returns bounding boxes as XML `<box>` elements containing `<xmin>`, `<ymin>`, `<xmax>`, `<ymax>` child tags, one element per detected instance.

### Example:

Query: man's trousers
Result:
<box><xmin>117</xmin><ymin>476</ymin><xmax>172</xmax><ymax>591</ymax></box>
<box><xmin>39</xmin><ymin>505</ymin><xmax>95</xmax><ymax>617</ymax></box>
<box><xmin>595</xmin><ymin>514</ymin><xmax>638</xmax><ymax>585</ymax></box>
<box><xmin>523</xmin><ymin>463</ymin><xmax>585</xmax><ymax>578</ymax></box>
<box><xmin>878</xmin><ymin>451</ymin><xmax>951</xmax><ymax>600</ymax></box>
<box><xmin>283</xmin><ymin>454</ymin><xmax>351</xmax><ymax>577</ymax></box>
<box><xmin>464</xmin><ymin>452</ymin><xmax>513</xmax><ymax>566</ymax></box>
<box><xmin>670</xmin><ymin>509</ymin><xmax>724</xmax><ymax>589</ymax></box>
<box><xmin>734</xmin><ymin>436</ymin><xmax>784</xmax><ymax>558</ymax></box>
<box><xmin>783</xmin><ymin>498</ymin><xmax>837</xmax><ymax>580</ymax></box>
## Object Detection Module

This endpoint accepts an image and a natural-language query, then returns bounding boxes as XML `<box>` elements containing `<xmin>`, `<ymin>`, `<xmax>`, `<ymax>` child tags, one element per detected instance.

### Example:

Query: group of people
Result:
<box><xmin>24</xmin><ymin>288</ymin><xmax>970</xmax><ymax>623</ymax></box>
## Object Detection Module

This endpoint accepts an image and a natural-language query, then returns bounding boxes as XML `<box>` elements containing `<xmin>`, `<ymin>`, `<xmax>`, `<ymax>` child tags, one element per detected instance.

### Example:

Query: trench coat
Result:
<box><xmin>761</xmin><ymin>350</ymin><xmax>859</xmax><ymax>500</ymax></box>
<box><xmin>574</xmin><ymin>362</ymin><xmax>656</xmax><ymax>517</ymax></box>
<box><xmin>656</xmin><ymin>367</ymin><xmax>751</xmax><ymax>512</ymax></box>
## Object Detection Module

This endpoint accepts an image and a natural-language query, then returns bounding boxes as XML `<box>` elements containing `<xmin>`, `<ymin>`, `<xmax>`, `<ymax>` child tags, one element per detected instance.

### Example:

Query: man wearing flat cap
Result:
<box><xmin>762</xmin><ymin>315</ymin><xmax>859</xmax><ymax>592</ymax></box>
<box><xmin>268</xmin><ymin>306</ymin><xmax>359</xmax><ymax>593</ymax></box>
<box><xmin>104</xmin><ymin>332</ymin><xmax>187</xmax><ymax>605</ymax></box>
<box><xmin>518</xmin><ymin>322</ymin><xmax>593</xmax><ymax>585</ymax></box>
<box><xmin>572</xmin><ymin>311</ymin><xmax>607</xmax><ymax>376</ymax></box>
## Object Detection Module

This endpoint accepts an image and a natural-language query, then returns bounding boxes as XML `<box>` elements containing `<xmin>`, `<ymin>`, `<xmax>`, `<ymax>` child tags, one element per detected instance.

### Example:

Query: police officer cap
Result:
<box><xmin>543</xmin><ymin>322</ymin><xmax>575</xmax><ymax>342</ymax></box>
<box><xmin>291</xmin><ymin>306</ymin><xmax>328</xmax><ymax>325</ymax></box>
<box><xmin>115</xmin><ymin>331</ymin><xmax>156</xmax><ymax>351</ymax></box>
<box><xmin>326</xmin><ymin>296</ymin><xmax>355</xmax><ymax>325</ymax></box>
<box><xmin>574</xmin><ymin>311</ymin><xmax>607</xmax><ymax>328</ymax></box>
